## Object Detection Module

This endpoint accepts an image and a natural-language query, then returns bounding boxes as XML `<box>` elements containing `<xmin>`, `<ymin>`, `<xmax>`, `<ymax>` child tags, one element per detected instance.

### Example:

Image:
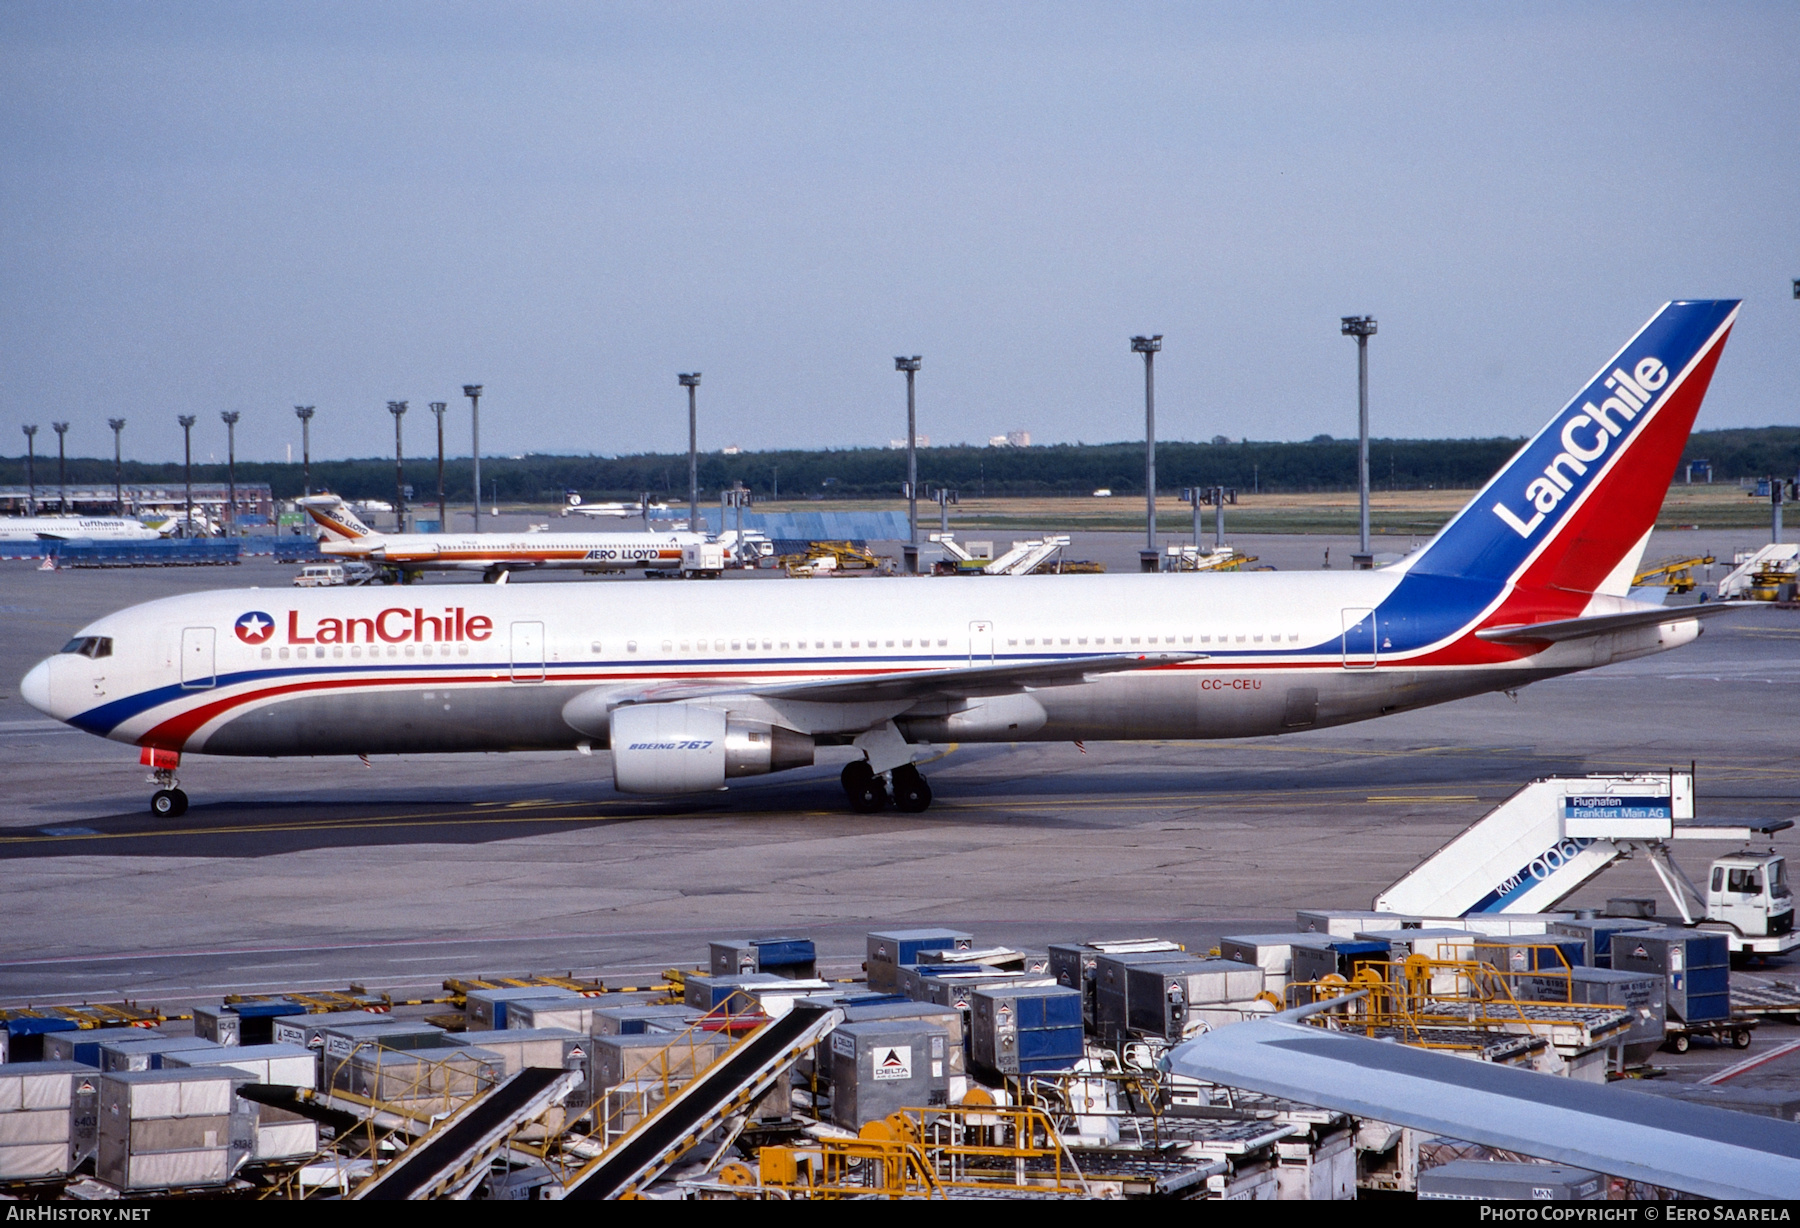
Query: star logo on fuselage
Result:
<box><xmin>235</xmin><ymin>611</ymin><xmax>275</xmax><ymax>644</ymax></box>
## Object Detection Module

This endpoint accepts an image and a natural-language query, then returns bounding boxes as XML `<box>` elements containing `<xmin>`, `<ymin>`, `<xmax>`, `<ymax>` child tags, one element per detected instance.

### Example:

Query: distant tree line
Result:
<box><xmin>4</xmin><ymin>427</ymin><xmax>1796</xmax><ymax>504</ymax></box>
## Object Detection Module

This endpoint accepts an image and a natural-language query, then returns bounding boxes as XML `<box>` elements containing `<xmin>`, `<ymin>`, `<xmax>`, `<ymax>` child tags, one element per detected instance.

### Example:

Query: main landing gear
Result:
<box><xmin>149</xmin><ymin>767</ymin><xmax>188</xmax><ymax>818</ymax></box>
<box><xmin>841</xmin><ymin>761</ymin><xmax>933</xmax><ymax>814</ymax></box>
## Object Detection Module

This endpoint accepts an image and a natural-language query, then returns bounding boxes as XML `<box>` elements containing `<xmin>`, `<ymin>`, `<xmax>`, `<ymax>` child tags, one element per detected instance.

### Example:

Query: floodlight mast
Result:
<box><xmin>51</xmin><ymin>423</ymin><xmax>68</xmax><ymax>513</ymax></box>
<box><xmin>21</xmin><ymin>425</ymin><xmax>37</xmax><ymax>515</ymax></box>
<box><xmin>429</xmin><ymin>402</ymin><xmax>447</xmax><ymax>532</ymax></box>
<box><xmin>679</xmin><ymin>373</ymin><xmax>701</xmax><ymax>533</ymax></box>
<box><xmin>387</xmin><ymin>401</ymin><xmax>408</xmax><ymax>533</ymax></box>
<box><xmin>1131</xmin><ymin>335</ymin><xmax>1163</xmax><ymax>571</ymax></box>
<box><xmin>220</xmin><ymin>412</ymin><xmax>240</xmax><ymax>535</ymax></box>
<box><xmin>107</xmin><ymin>418</ymin><xmax>126</xmax><ymax>514</ymax></box>
<box><xmin>177</xmin><ymin>415</ymin><xmax>196</xmax><ymax>533</ymax></box>
<box><xmin>462</xmin><ymin>385</ymin><xmax>483</xmax><ymax>527</ymax></box>
<box><xmin>1341</xmin><ymin>315</ymin><xmax>1378</xmax><ymax>565</ymax></box>
<box><xmin>896</xmin><ymin>356</ymin><xmax>922</xmax><ymax>572</ymax></box>
<box><xmin>294</xmin><ymin>406</ymin><xmax>315</xmax><ymax>497</ymax></box>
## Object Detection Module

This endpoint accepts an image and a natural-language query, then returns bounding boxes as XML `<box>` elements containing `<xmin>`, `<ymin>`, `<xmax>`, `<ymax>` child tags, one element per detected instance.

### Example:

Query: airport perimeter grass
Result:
<box><xmin>729</xmin><ymin>483</ymin><xmax>1779</xmax><ymax>536</ymax></box>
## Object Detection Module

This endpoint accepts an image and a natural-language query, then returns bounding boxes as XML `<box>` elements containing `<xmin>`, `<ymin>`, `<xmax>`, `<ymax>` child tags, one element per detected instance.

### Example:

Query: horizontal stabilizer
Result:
<box><xmin>1476</xmin><ymin>602</ymin><xmax>1750</xmax><ymax>645</ymax></box>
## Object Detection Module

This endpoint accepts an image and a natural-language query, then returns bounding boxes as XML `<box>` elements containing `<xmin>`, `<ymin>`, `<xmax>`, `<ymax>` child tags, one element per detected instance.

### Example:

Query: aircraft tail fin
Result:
<box><xmin>1409</xmin><ymin>300</ymin><xmax>1738</xmax><ymax>596</ymax></box>
<box><xmin>298</xmin><ymin>495</ymin><xmax>376</xmax><ymax>542</ymax></box>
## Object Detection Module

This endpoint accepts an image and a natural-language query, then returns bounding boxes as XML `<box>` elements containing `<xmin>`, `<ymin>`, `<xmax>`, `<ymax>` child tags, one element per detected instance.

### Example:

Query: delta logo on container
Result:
<box><xmin>234</xmin><ymin>611</ymin><xmax>276</xmax><ymax>645</ymax></box>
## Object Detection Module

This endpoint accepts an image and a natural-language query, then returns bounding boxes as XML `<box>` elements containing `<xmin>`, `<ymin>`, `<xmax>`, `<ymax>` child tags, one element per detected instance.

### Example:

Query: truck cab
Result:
<box><xmin>1706</xmin><ymin>852</ymin><xmax>1794</xmax><ymax>942</ymax></box>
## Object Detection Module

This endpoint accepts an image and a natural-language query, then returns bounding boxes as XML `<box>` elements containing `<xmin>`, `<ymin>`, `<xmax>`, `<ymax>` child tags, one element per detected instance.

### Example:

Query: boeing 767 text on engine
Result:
<box><xmin>22</xmin><ymin>301</ymin><xmax>1745</xmax><ymax>817</ymax></box>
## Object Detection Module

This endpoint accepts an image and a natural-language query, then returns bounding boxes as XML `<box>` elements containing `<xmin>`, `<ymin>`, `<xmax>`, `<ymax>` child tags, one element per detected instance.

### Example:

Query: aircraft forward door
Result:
<box><xmin>181</xmin><ymin>627</ymin><xmax>216</xmax><ymax>689</ymax></box>
<box><xmin>510</xmin><ymin>621</ymin><xmax>545</xmax><ymax>682</ymax></box>
<box><xmin>1341</xmin><ymin>608</ymin><xmax>1378</xmax><ymax>670</ymax></box>
<box><xmin>969</xmin><ymin>620</ymin><xmax>994</xmax><ymax>666</ymax></box>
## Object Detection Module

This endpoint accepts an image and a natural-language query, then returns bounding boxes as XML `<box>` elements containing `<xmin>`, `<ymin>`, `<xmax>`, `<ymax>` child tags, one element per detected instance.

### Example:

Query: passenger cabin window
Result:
<box><xmin>61</xmin><ymin>636</ymin><xmax>113</xmax><ymax>659</ymax></box>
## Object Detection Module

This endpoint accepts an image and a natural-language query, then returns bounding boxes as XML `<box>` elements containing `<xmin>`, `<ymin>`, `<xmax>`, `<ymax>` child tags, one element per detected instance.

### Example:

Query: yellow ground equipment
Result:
<box><xmin>1631</xmin><ymin>554</ymin><xmax>1715</xmax><ymax>594</ymax></box>
<box><xmin>781</xmin><ymin>541</ymin><xmax>891</xmax><ymax>576</ymax></box>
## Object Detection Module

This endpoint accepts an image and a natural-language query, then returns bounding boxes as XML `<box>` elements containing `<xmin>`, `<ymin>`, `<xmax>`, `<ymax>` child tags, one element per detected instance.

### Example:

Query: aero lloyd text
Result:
<box><xmin>1491</xmin><ymin>356</ymin><xmax>1669</xmax><ymax>539</ymax></box>
<box><xmin>287</xmin><ymin>608</ymin><xmax>494</xmax><ymax>645</ymax></box>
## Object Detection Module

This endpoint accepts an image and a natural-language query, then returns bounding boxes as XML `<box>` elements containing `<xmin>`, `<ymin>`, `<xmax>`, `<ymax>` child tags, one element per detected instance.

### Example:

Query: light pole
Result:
<box><xmin>895</xmin><ymin>356</ymin><xmax>922</xmax><ymax>572</ymax></box>
<box><xmin>1131</xmin><ymin>335</ymin><xmax>1162</xmax><ymax>572</ymax></box>
<box><xmin>462</xmin><ymin>385</ymin><xmax>483</xmax><ymax>528</ymax></box>
<box><xmin>429</xmin><ymin>401</ymin><xmax>447</xmax><ymax>532</ymax></box>
<box><xmin>177</xmin><ymin>415</ymin><xmax>196</xmax><ymax>534</ymax></box>
<box><xmin>679</xmin><ymin>373</ymin><xmax>701</xmax><ymax>533</ymax></box>
<box><xmin>387</xmin><ymin>401</ymin><xmax>407</xmax><ymax>533</ymax></box>
<box><xmin>931</xmin><ymin>486</ymin><xmax>957</xmax><ymax>536</ymax></box>
<box><xmin>51</xmin><ymin>422</ymin><xmax>68</xmax><ymax>513</ymax></box>
<box><xmin>294</xmin><ymin>406</ymin><xmax>315</xmax><ymax>497</ymax></box>
<box><xmin>21</xmin><ymin>425</ymin><xmax>37</xmax><ymax>515</ymax></box>
<box><xmin>220</xmin><ymin>411</ymin><xmax>240</xmax><ymax>535</ymax></box>
<box><xmin>1341</xmin><ymin>315</ymin><xmax>1377</xmax><ymax>567</ymax></box>
<box><xmin>107</xmin><ymin>418</ymin><xmax>126</xmax><ymax>514</ymax></box>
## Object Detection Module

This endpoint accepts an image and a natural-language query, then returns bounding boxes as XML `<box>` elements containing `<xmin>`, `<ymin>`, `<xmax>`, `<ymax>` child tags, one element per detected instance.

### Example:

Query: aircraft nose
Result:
<box><xmin>20</xmin><ymin>658</ymin><xmax>53</xmax><ymax>716</ymax></box>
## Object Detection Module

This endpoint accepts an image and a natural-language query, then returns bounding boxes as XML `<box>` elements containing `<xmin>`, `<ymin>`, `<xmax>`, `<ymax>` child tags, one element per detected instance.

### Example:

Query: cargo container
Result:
<box><xmin>1471</xmin><ymin>938</ymin><xmax>1586</xmax><ymax>974</ymax></box>
<box><xmin>1217</xmin><ymin>934</ymin><xmax>1333</xmax><ymax>994</ymax></box>
<box><xmin>968</xmin><ymin>985</ymin><xmax>1083</xmax><ymax>1076</ymax></box>
<box><xmin>682</xmin><ymin>972</ymin><xmax>793</xmax><ymax>1013</ymax></box>
<box><xmin>1094</xmin><ymin>951</ymin><xmax>1214</xmax><ymax>1045</ymax></box>
<box><xmin>506</xmin><ymin>997</ymin><xmax>601</xmax><ymax>1034</ymax></box>
<box><xmin>96</xmin><ymin>1069</ymin><xmax>253</xmax><ymax>1192</ymax></box>
<box><xmin>828</xmin><ymin>1022</ymin><xmax>949</xmax><ymax>1129</ymax></box>
<box><xmin>162</xmin><ymin>1044</ymin><xmax>317</xmax><ymax>1089</ymax></box>
<box><xmin>590</xmin><ymin>1032</ymin><xmax>735</xmax><ymax>1092</ymax></box>
<box><xmin>1548</xmin><ymin>917</ymin><xmax>1662</xmax><ymax>969</ymax></box>
<box><xmin>591</xmin><ymin>1004</ymin><xmax>704</xmax><ymax>1036</ymax></box>
<box><xmin>192</xmin><ymin>999</ymin><xmax>308</xmax><ymax>1047</ymax></box>
<box><xmin>709</xmin><ymin>937</ymin><xmax>818</xmax><ymax>979</ymax></box>
<box><xmin>865</xmin><ymin>929</ymin><xmax>973</xmax><ymax>992</ymax></box>
<box><xmin>270</xmin><ymin>1010</ymin><xmax>401</xmax><ymax>1050</ymax></box>
<box><xmin>97</xmin><ymin>1035</ymin><xmax>224</xmax><ymax>1074</ymax></box>
<box><xmin>0</xmin><ymin>1017</ymin><xmax>79</xmax><ymax>1064</ymax></box>
<box><xmin>39</xmin><ymin>1030</ymin><xmax>105</xmax><ymax>1070</ymax></box>
<box><xmin>1121</xmin><ymin>959</ymin><xmax>1263</xmax><ymax>1042</ymax></box>
<box><xmin>465</xmin><ymin>986</ymin><xmax>580</xmax><ymax>1030</ymax></box>
<box><xmin>1288</xmin><ymin>939</ymin><xmax>1392</xmax><ymax>994</ymax></box>
<box><xmin>0</xmin><ymin>1061</ymin><xmax>98</xmax><ymax>1181</ymax></box>
<box><xmin>456</xmin><ymin>1029</ymin><xmax>594</xmax><ymax>1107</ymax></box>
<box><xmin>1296</xmin><ymin>910</ymin><xmax>1421</xmax><ymax>937</ymax></box>
<box><xmin>1610</xmin><ymin>928</ymin><xmax>1730</xmax><ymax>1023</ymax></box>
<box><xmin>327</xmin><ymin>1046</ymin><xmax>503</xmax><ymax>1107</ymax></box>
<box><xmin>1048</xmin><ymin>939</ymin><xmax>1183</xmax><ymax>1030</ymax></box>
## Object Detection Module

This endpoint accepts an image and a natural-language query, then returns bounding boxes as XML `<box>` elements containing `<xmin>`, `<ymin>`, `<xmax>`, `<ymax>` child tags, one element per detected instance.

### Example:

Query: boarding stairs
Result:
<box><xmin>351</xmin><ymin>1067</ymin><xmax>583</xmax><ymax>1200</ymax></box>
<box><xmin>1717</xmin><ymin>544</ymin><xmax>1799</xmax><ymax>599</ymax></box>
<box><xmin>562</xmin><ymin>1003</ymin><xmax>843</xmax><ymax>1200</ymax></box>
<box><xmin>1374</xmin><ymin>772</ymin><xmax>1781</xmax><ymax>921</ymax></box>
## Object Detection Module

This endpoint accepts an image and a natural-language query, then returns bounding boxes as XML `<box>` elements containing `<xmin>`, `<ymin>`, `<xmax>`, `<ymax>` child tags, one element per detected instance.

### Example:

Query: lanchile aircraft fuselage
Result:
<box><xmin>21</xmin><ymin>300</ymin><xmax>1745</xmax><ymax>817</ymax></box>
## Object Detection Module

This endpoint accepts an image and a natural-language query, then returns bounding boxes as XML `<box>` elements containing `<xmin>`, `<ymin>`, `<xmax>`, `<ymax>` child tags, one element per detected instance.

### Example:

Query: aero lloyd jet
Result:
<box><xmin>296</xmin><ymin>495</ymin><xmax>726</xmax><ymax>582</ymax></box>
<box><xmin>23</xmin><ymin>302</ymin><xmax>1744</xmax><ymax>819</ymax></box>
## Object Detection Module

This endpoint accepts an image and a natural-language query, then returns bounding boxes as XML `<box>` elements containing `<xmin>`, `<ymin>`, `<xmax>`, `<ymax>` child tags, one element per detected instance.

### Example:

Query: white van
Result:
<box><xmin>293</xmin><ymin>563</ymin><xmax>347</xmax><ymax>587</ymax></box>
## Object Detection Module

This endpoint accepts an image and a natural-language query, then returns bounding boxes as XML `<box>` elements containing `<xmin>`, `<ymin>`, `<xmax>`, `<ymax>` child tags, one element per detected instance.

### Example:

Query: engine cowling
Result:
<box><xmin>608</xmin><ymin>703</ymin><xmax>813</xmax><ymax>794</ymax></box>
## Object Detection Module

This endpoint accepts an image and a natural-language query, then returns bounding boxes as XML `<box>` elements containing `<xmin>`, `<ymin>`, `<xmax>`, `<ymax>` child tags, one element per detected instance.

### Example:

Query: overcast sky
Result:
<box><xmin>4</xmin><ymin>2</ymin><xmax>1797</xmax><ymax>466</ymax></box>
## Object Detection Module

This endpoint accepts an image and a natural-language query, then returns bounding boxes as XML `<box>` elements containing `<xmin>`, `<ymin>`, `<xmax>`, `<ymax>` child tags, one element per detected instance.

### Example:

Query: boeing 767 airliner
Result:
<box><xmin>22</xmin><ymin>301</ymin><xmax>1743</xmax><ymax>818</ymax></box>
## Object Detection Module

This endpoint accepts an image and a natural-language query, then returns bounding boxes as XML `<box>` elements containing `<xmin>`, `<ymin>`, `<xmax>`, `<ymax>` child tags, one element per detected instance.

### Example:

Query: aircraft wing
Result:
<box><xmin>1476</xmin><ymin>602</ymin><xmax>1750</xmax><ymax>645</ymax></box>
<box><xmin>1168</xmin><ymin>1018</ymin><xmax>1800</xmax><ymax>1199</ymax></box>
<box><xmin>606</xmin><ymin>652</ymin><xmax>1201</xmax><ymax>708</ymax></box>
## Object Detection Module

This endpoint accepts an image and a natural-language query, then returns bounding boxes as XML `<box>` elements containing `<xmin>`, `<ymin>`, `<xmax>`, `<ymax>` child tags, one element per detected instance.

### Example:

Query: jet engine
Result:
<box><xmin>607</xmin><ymin>703</ymin><xmax>814</xmax><ymax>794</ymax></box>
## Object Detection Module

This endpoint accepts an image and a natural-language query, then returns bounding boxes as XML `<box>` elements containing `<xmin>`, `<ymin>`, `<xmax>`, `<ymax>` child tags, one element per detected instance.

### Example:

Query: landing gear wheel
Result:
<box><xmin>1668</xmin><ymin>1032</ymin><xmax>1690</xmax><ymax>1054</ymax></box>
<box><xmin>841</xmin><ymin>761</ymin><xmax>887</xmax><ymax>813</ymax></box>
<box><xmin>891</xmin><ymin>764</ymin><xmax>933</xmax><ymax>813</ymax></box>
<box><xmin>150</xmin><ymin>788</ymin><xmax>188</xmax><ymax>818</ymax></box>
<box><xmin>1733</xmin><ymin>1029</ymin><xmax>1754</xmax><ymax>1050</ymax></box>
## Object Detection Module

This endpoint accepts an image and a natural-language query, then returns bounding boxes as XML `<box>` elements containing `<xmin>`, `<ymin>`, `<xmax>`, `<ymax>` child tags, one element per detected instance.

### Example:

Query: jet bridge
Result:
<box><xmin>1374</xmin><ymin>773</ymin><xmax>1799</xmax><ymax>954</ymax></box>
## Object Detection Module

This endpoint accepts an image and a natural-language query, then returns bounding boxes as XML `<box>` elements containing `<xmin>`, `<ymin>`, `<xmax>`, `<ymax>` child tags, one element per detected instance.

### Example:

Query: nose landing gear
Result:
<box><xmin>148</xmin><ymin>766</ymin><xmax>188</xmax><ymax>818</ymax></box>
<box><xmin>841</xmin><ymin>761</ymin><xmax>933</xmax><ymax>814</ymax></box>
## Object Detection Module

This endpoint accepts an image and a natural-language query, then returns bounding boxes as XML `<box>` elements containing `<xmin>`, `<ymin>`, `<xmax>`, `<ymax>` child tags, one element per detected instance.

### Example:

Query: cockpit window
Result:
<box><xmin>60</xmin><ymin>636</ymin><xmax>112</xmax><ymax>659</ymax></box>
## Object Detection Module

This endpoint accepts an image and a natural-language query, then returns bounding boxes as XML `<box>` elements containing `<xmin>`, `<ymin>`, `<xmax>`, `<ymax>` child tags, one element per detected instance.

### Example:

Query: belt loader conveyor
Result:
<box><xmin>1374</xmin><ymin>773</ymin><xmax>1799</xmax><ymax>957</ymax></box>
